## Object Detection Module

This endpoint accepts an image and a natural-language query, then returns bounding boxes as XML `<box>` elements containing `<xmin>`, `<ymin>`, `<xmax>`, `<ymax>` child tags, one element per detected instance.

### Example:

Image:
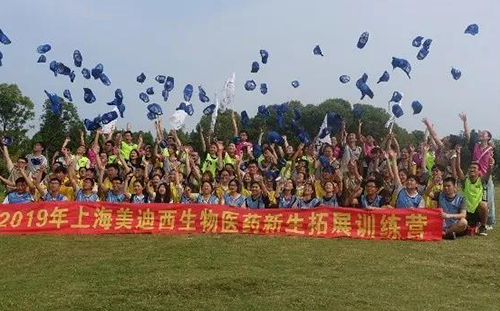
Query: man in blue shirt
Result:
<box><xmin>2</xmin><ymin>177</ymin><xmax>34</xmax><ymax>204</ymax></box>
<box><xmin>426</xmin><ymin>177</ymin><xmax>468</xmax><ymax>240</ymax></box>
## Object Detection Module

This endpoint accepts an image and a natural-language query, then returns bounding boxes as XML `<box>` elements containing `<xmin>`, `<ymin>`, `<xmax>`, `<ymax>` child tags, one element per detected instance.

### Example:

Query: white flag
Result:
<box><xmin>169</xmin><ymin>110</ymin><xmax>188</xmax><ymax>130</ymax></box>
<box><xmin>210</xmin><ymin>92</ymin><xmax>220</xmax><ymax>133</ymax></box>
<box><xmin>317</xmin><ymin>114</ymin><xmax>330</xmax><ymax>145</ymax></box>
<box><xmin>220</xmin><ymin>72</ymin><xmax>235</xmax><ymax>111</ymax></box>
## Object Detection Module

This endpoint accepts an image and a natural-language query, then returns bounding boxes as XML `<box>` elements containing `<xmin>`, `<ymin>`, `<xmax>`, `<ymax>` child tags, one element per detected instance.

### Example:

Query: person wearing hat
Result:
<box><xmin>26</xmin><ymin>141</ymin><xmax>47</xmax><ymax>174</ymax></box>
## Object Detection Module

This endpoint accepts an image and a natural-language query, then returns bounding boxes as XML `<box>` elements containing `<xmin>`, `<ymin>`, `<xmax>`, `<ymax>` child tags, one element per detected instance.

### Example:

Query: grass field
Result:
<box><xmin>0</xmin><ymin>191</ymin><xmax>498</xmax><ymax>311</ymax></box>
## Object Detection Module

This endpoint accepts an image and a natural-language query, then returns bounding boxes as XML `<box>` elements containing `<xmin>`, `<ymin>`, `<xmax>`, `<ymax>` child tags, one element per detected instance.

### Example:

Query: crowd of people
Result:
<box><xmin>0</xmin><ymin>112</ymin><xmax>495</xmax><ymax>239</ymax></box>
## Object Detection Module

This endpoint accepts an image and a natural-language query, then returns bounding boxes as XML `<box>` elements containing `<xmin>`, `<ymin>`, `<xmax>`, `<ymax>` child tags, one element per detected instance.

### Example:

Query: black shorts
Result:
<box><xmin>466</xmin><ymin>210</ymin><xmax>480</xmax><ymax>226</ymax></box>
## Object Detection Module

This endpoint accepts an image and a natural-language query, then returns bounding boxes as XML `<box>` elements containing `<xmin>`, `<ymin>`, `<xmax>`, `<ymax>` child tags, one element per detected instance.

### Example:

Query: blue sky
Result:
<box><xmin>1</xmin><ymin>0</ymin><xmax>499</xmax><ymax>137</ymax></box>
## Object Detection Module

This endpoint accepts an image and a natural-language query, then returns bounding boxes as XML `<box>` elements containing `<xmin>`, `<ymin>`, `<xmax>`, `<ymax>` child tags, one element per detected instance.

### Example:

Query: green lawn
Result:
<box><xmin>0</xmin><ymin>192</ymin><xmax>498</xmax><ymax>311</ymax></box>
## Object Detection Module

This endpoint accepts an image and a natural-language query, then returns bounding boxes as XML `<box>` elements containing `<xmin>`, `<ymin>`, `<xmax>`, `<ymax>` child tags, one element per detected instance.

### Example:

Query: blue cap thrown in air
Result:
<box><xmin>241</xmin><ymin>111</ymin><xmax>250</xmax><ymax>126</ymax></box>
<box><xmin>147</xmin><ymin>103</ymin><xmax>163</xmax><ymax>115</ymax></box>
<box><xmin>244</xmin><ymin>80</ymin><xmax>256</xmax><ymax>91</ymax></box>
<box><xmin>451</xmin><ymin>67</ymin><xmax>461</xmax><ymax>80</ymax></box>
<box><xmin>327</xmin><ymin>112</ymin><xmax>343</xmax><ymax>133</ymax></box>
<box><xmin>165</xmin><ymin>76</ymin><xmax>174</xmax><ymax>92</ymax></box>
<box><xmin>63</xmin><ymin>89</ymin><xmax>72</xmax><ymax>102</ymax></box>
<box><xmin>258</xmin><ymin>105</ymin><xmax>270</xmax><ymax>117</ymax></box>
<box><xmin>185</xmin><ymin>103</ymin><xmax>194</xmax><ymax>116</ymax></box>
<box><xmin>313</xmin><ymin>45</ymin><xmax>324</xmax><ymax>56</ymax></box>
<box><xmin>155</xmin><ymin>75</ymin><xmax>166</xmax><ymax>84</ymax></box>
<box><xmin>56</xmin><ymin>62</ymin><xmax>72</xmax><ymax>76</ymax></box>
<box><xmin>291</xmin><ymin>80</ymin><xmax>300</xmax><ymax>88</ymax></box>
<box><xmin>84</xmin><ymin>119</ymin><xmax>100</xmax><ymax>131</ymax></box>
<box><xmin>391</xmin><ymin>57</ymin><xmax>412</xmax><ymax>79</ymax></box>
<box><xmin>251</xmin><ymin>61</ymin><xmax>260</xmax><ymax>73</ymax></box>
<box><xmin>353</xmin><ymin>105</ymin><xmax>363</xmax><ymax>119</ymax></box>
<box><xmin>412</xmin><ymin>36</ymin><xmax>423</xmax><ymax>47</ymax></box>
<box><xmin>146</xmin><ymin>87</ymin><xmax>154</xmax><ymax>95</ymax></box>
<box><xmin>91</xmin><ymin>63</ymin><xmax>104</xmax><ymax>79</ymax></box>
<box><xmin>147</xmin><ymin>112</ymin><xmax>157</xmax><ymax>121</ymax></box>
<box><xmin>44</xmin><ymin>90</ymin><xmax>62</xmax><ymax>116</ymax></box>
<box><xmin>183</xmin><ymin>84</ymin><xmax>193</xmax><ymax>101</ymax></box>
<box><xmin>260</xmin><ymin>49</ymin><xmax>269</xmax><ymax>64</ymax></box>
<box><xmin>356</xmin><ymin>74</ymin><xmax>374</xmax><ymax>100</ymax></box>
<box><xmin>81</xmin><ymin>68</ymin><xmax>90</xmax><ymax>79</ymax></box>
<box><xmin>392</xmin><ymin>104</ymin><xmax>404</xmax><ymax>118</ymax></box>
<box><xmin>117</xmin><ymin>103</ymin><xmax>126</xmax><ymax>118</ymax></box>
<box><xmin>69</xmin><ymin>71</ymin><xmax>76</xmax><ymax>83</ymax></box>
<box><xmin>161</xmin><ymin>89</ymin><xmax>169</xmax><ymax>102</ymax></box>
<box><xmin>101</xmin><ymin>111</ymin><xmax>118</xmax><ymax>124</ymax></box>
<box><xmin>422</xmin><ymin>39</ymin><xmax>432</xmax><ymax>50</ymax></box>
<box><xmin>37</xmin><ymin>44</ymin><xmax>51</xmax><ymax>54</ymax></box>
<box><xmin>49</xmin><ymin>61</ymin><xmax>58</xmax><ymax>76</ymax></box>
<box><xmin>339</xmin><ymin>75</ymin><xmax>350</xmax><ymax>84</ymax></box>
<box><xmin>0</xmin><ymin>28</ymin><xmax>12</xmax><ymax>45</ymax></box>
<box><xmin>417</xmin><ymin>47</ymin><xmax>429</xmax><ymax>60</ymax></box>
<box><xmin>37</xmin><ymin>55</ymin><xmax>46</xmax><ymax>63</ymax></box>
<box><xmin>0</xmin><ymin>50</ymin><xmax>3</xmax><ymax>66</ymax></box>
<box><xmin>464</xmin><ymin>24</ymin><xmax>479</xmax><ymax>36</ymax></box>
<box><xmin>139</xmin><ymin>92</ymin><xmax>150</xmax><ymax>103</ymax></box>
<box><xmin>411</xmin><ymin>100</ymin><xmax>423</xmax><ymax>115</ymax></box>
<box><xmin>319</xmin><ymin>127</ymin><xmax>331</xmax><ymax>139</ymax></box>
<box><xmin>73</xmin><ymin>50</ymin><xmax>82</xmax><ymax>67</ymax></box>
<box><xmin>83</xmin><ymin>88</ymin><xmax>96</xmax><ymax>104</ymax></box>
<box><xmin>198</xmin><ymin>86</ymin><xmax>210</xmax><ymax>103</ymax></box>
<box><xmin>390</xmin><ymin>91</ymin><xmax>403</xmax><ymax>103</ymax></box>
<box><xmin>115</xmin><ymin>88</ymin><xmax>123</xmax><ymax>100</ymax></box>
<box><xmin>176</xmin><ymin>102</ymin><xmax>187</xmax><ymax>112</ymax></box>
<box><xmin>298</xmin><ymin>131</ymin><xmax>311</xmax><ymax>145</ymax></box>
<box><xmin>203</xmin><ymin>104</ymin><xmax>216</xmax><ymax>116</ymax></box>
<box><xmin>267</xmin><ymin>131</ymin><xmax>283</xmax><ymax>144</ymax></box>
<box><xmin>357</xmin><ymin>32</ymin><xmax>369</xmax><ymax>49</ymax></box>
<box><xmin>137</xmin><ymin>73</ymin><xmax>146</xmax><ymax>83</ymax></box>
<box><xmin>1</xmin><ymin>136</ymin><xmax>13</xmax><ymax>147</ymax></box>
<box><xmin>99</xmin><ymin>73</ymin><xmax>111</xmax><ymax>86</ymax></box>
<box><xmin>377</xmin><ymin>71</ymin><xmax>390</xmax><ymax>84</ymax></box>
<box><xmin>260</xmin><ymin>83</ymin><xmax>268</xmax><ymax>95</ymax></box>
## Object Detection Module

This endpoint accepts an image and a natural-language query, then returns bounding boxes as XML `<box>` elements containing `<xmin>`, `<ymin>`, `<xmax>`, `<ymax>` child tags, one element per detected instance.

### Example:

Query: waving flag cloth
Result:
<box><xmin>317</xmin><ymin>114</ymin><xmax>331</xmax><ymax>145</ymax></box>
<box><xmin>210</xmin><ymin>92</ymin><xmax>220</xmax><ymax>134</ymax></box>
<box><xmin>220</xmin><ymin>72</ymin><xmax>235</xmax><ymax>111</ymax></box>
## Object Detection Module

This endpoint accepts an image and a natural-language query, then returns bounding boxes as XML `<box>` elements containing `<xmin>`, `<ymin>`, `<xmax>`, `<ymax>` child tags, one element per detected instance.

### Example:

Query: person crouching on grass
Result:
<box><xmin>425</xmin><ymin>177</ymin><xmax>467</xmax><ymax>239</ymax></box>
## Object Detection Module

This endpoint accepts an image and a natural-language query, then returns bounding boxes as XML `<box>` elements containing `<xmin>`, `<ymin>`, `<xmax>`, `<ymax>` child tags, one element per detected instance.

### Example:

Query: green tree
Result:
<box><xmin>0</xmin><ymin>83</ymin><xmax>35</xmax><ymax>153</ymax></box>
<box><xmin>32</xmin><ymin>99</ymin><xmax>84</xmax><ymax>161</ymax></box>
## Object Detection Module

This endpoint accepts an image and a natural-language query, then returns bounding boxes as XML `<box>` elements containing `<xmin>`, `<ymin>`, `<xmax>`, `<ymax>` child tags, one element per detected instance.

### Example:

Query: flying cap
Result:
<box><xmin>390</xmin><ymin>91</ymin><xmax>403</xmax><ymax>103</ymax></box>
<box><xmin>44</xmin><ymin>90</ymin><xmax>62</xmax><ymax>116</ymax></box>
<box><xmin>0</xmin><ymin>50</ymin><xmax>3</xmax><ymax>66</ymax></box>
<box><xmin>49</xmin><ymin>60</ymin><xmax>58</xmax><ymax>76</ymax></box>
<box><xmin>165</xmin><ymin>76</ymin><xmax>174</xmax><ymax>92</ymax></box>
<box><xmin>357</xmin><ymin>31</ymin><xmax>369</xmax><ymax>49</ymax></box>
<box><xmin>0</xmin><ymin>28</ymin><xmax>11</xmax><ymax>45</ymax></box>
<box><xmin>257</xmin><ymin>105</ymin><xmax>270</xmax><ymax>117</ymax></box>
<box><xmin>83</xmin><ymin>88</ymin><xmax>96</xmax><ymax>103</ymax></box>
<box><xmin>183</xmin><ymin>84</ymin><xmax>193</xmax><ymax>101</ymax></box>
<box><xmin>0</xmin><ymin>136</ymin><xmax>13</xmax><ymax>147</ymax></box>
<box><xmin>260</xmin><ymin>49</ymin><xmax>269</xmax><ymax>64</ymax></box>
<box><xmin>313</xmin><ymin>45</ymin><xmax>324</xmax><ymax>56</ymax></box>
<box><xmin>298</xmin><ymin>131</ymin><xmax>311</xmax><ymax>145</ymax></box>
<box><xmin>464</xmin><ymin>24</ymin><xmax>479</xmax><ymax>36</ymax></box>
<box><xmin>291</xmin><ymin>80</ymin><xmax>300</xmax><ymax>88</ymax></box>
<box><xmin>69</xmin><ymin>71</ymin><xmax>76</xmax><ymax>83</ymax></box>
<box><xmin>260</xmin><ymin>83</ymin><xmax>268</xmax><ymax>95</ymax></box>
<box><xmin>241</xmin><ymin>110</ymin><xmax>250</xmax><ymax>126</ymax></box>
<box><xmin>84</xmin><ymin>119</ymin><xmax>100</xmax><ymax>131</ymax></box>
<box><xmin>139</xmin><ymin>92</ymin><xmax>150</xmax><ymax>103</ymax></box>
<box><xmin>391</xmin><ymin>57</ymin><xmax>412</xmax><ymax>78</ymax></box>
<box><xmin>146</xmin><ymin>87</ymin><xmax>154</xmax><ymax>95</ymax></box>
<box><xmin>37</xmin><ymin>44</ymin><xmax>51</xmax><ymax>54</ymax></box>
<box><xmin>244</xmin><ymin>80</ymin><xmax>256</xmax><ymax>91</ymax></box>
<box><xmin>161</xmin><ymin>89</ymin><xmax>169</xmax><ymax>102</ymax></box>
<box><xmin>136</xmin><ymin>73</ymin><xmax>146</xmax><ymax>83</ymax></box>
<box><xmin>37</xmin><ymin>55</ymin><xmax>46</xmax><ymax>63</ymax></box>
<box><xmin>267</xmin><ymin>131</ymin><xmax>283</xmax><ymax>144</ymax></box>
<box><xmin>422</xmin><ymin>39</ymin><xmax>432</xmax><ymax>50</ymax></box>
<box><xmin>411</xmin><ymin>100</ymin><xmax>423</xmax><ymax>114</ymax></box>
<box><xmin>101</xmin><ymin>111</ymin><xmax>118</xmax><ymax>124</ymax></box>
<box><xmin>117</xmin><ymin>103</ymin><xmax>126</xmax><ymax>118</ymax></box>
<box><xmin>91</xmin><ymin>63</ymin><xmax>104</xmax><ymax>79</ymax></box>
<box><xmin>417</xmin><ymin>47</ymin><xmax>429</xmax><ymax>60</ymax></box>
<box><xmin>99</xmin><ymin>73</ymin><xmax>111</xmax><ymax>86</ymax></box>
<box><xmin>56</xmin><ymin>62</ymin><xmax>72</xmax><ymax>76</ymax></box>
<box><xmin>451</xmin><ymin>67</ymin><xmax>461</xmax><ymax>80</ymax></box>
<box><xmin>203</xmin><ymin>104</ymin><xmax>216</xmax><ymax>116</ymax></box>
<box><xmin>392</xmin><ymin>104</ymin><xmax>404</xmax><ymax>118</ymax></box>
<box><xmin>81</xmin><ymin>68</ymin><xmax>91</xmax><ymax>79</ymax></box>
<box><xmin>155</xmin><ymin>75</ymin><xmax>166</xmax><ymax>84</ymax></box>
<box><xmin>147</xmin><ymin>112</ymin><xmax>157</xmax><ymax>120</ymax></box>
<box><xmin>412</xmin><ymin>36</ymin><xmax>423</xmax><ymax>47</ymax></box>
<box><xmin>353</xmin><ymin>105</ymin><xmax>363</xmax><ymax>119</ymax></box>
<box><xmin>251</xmin><ymin>61</ymin><xmax>260</xmax><ymax>73</ymax></box>
<box><xmin>356</xmin><ymin>73</ymin><xmax>374</xmax><ymax>100</ymax></box>
<box><xmin>73</xmin><ymin>50</ymin><xmax>82</xmax><ymax>67</ymax></box>
<box><xmin>198</xmin><ymin>86</ymin><xmax>210</xmax><ymax>103</ymax></box>
<box><xmin>63</xmin><ymin>89</ymin><xmax>72</xmax><ymax>102</ymax></box>
<box><xmin>115</xmin><ymin>88</ymin><xmax>123</xmax><ymax>100</ymax></box>
<box><xmin>339</xmin><ymin>75</ymin><xmax>350</xmax><ymax>84</ymax></box>
<box><xmin>185</xmin><ymin>103</ymin><xmax>194</xmax><ymax>116</ymax></box>
<box><xmin>327</xmin><ymin>112</ymin><xmax>343</xmax><ymax>133</ymax></box>
<box><xmin>377</xmin><ymin>71</ymin><xmax>390</xmax><ymax>83</ymax></box>
<box><xmin>147</xmin><ymin>103</ymin><xmax>163</xmax><ymax>115</ymax></box>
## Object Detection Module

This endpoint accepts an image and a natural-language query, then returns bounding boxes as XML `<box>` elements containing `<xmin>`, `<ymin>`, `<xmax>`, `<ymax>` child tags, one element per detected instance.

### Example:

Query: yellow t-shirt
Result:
<box><xmin>120</xmin><ymin>141</ymin><xmax>138</xmax><ymax>161</ymax></box>
<box><xmin>424</xmin><ymin>182</ymin><xmax>442</xmax><ymax>208</ymax></box>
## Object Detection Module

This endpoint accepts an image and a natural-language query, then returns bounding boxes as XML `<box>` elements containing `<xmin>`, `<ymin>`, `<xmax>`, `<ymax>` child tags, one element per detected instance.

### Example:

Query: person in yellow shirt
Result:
<box><xmin>423</xmin><ymin>164</ymin><xmax>445</xmax><ymax>208</ymax></box>
<box><xmin>120</xmin><ymin>131</ymin><xmax>139</xmax><ymax>160</ymax></box>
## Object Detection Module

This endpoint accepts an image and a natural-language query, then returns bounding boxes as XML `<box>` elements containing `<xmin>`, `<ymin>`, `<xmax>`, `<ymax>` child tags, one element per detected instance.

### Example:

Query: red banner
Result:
<box><xmin>0</xmin><ymin>202</ymin><xmax>442</xmax><ymax>240</ymax></box>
